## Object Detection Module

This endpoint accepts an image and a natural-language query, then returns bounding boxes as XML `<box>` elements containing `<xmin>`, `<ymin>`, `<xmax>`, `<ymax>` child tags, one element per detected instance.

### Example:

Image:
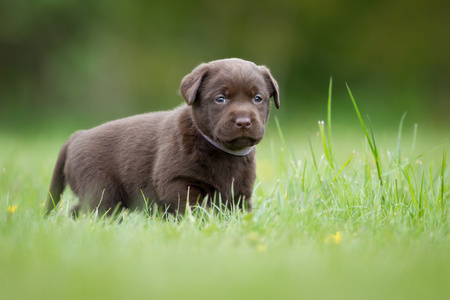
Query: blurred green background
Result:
<box><xmin>1</xmin><ymin>0</ymin><xmax>449</xmax><ymax>133</ymax></box>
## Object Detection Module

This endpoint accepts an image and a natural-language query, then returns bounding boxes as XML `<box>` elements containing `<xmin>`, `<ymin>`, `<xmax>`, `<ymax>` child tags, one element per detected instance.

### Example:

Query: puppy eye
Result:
<box><xmin>215</xmin><ymin>96</ymin><xmax>226</xmax><ymax>104</ymax></box>
<box><xmin>253</xmin><ymin>95</ymin><xmax>264</xmax><ymax>103</ymax></box>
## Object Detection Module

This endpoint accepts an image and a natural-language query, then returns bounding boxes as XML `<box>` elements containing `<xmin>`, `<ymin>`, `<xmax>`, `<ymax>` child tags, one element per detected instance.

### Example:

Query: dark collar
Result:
<box><xmin>198</xmin><ymin>130</ymin><xmax>255</xmax><ymax>156</ymax></box>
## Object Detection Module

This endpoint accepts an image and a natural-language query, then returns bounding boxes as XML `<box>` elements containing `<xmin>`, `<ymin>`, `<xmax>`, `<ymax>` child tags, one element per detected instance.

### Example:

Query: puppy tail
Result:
<box><xmin>45</xmin><ymin>135</ymin><xmax>75</xmax><ymax>215</ymax></box>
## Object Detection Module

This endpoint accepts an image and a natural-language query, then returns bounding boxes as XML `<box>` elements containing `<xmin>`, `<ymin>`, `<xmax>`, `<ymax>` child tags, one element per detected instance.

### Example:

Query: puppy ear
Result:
<box><xmin>180</xmin><ymin>63</ymin><xmax>209</xmax><ymax>105</ymax></box>
<box><xmin>260</xmin><ymin>66</ymin><xmax>280</xmax><ymax>109</ymax></box>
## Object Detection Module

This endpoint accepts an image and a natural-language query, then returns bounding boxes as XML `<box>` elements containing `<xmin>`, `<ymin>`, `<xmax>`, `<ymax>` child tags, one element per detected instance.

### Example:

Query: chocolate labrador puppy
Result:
<box><xmin>46</xmin><ymin>58</ymin><xmax>279</xmax><ymax>216</ymax></box>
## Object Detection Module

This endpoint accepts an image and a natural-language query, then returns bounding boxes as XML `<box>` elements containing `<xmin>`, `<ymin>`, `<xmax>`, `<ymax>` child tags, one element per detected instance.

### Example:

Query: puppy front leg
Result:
<box><xmin>158</xmin><ymin>181</ymin><xmax>208</xmax><ymax>215</ymax></box>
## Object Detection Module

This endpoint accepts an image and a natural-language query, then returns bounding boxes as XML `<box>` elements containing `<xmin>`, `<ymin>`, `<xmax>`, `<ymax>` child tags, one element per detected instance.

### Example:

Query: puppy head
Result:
<box><xmin>180</xmin><ymin>58</ymin><xmax>280</xmax><ymax>151</ymax></box>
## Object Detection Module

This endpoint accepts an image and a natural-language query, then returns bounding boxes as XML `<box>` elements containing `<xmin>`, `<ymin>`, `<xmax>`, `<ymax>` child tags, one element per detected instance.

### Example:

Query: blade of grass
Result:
<box><xmin>301</xmin><ymin>160</ymin><xmax>308</xmax><ymax>192</ymax></box>
<box><xmin>366</xmin><ymin>115</ymin><xmax>383</xmax><ymax>183</ymax></box>
<box><xmin>347</xmin><ymin>83</ymin><xmax>385</xmax><ymax>203</ymax></box>
<box><xmin>347</xmin><ymin>83</ymin><xmax>383</xmax><ymax>186</ymax></box>
<box><xmin>308</xmin><ymin>133</ymin><xmax>321</xmax><ymax>184</ymax></box>
<box><xmin>419</xmin><ymin>169</ymin><xmax>424</xmax><ymax>218</ymax></box>
<box><xmin>346</xmin><ymin>83</ymin><xmax>375</xmax><ymax>153</ymax></box>
<box><xmin>392</xmin><ymin>156</ymin><xmax>419</xmax><ymax>213</ymax></box>
<box><xmin>318</xmin><ymin>121</ymin><xmax>331</xmax><ymax>167</ymax></box>
<box><xmin>397</xmin><ymin>111</ymin><xmax>408</xmax><ymax>163</ymax></box>
<box><xmin>411</xmin><ymin>123</ymin><xmax>418</xmax><ymax>153</ymax></box>
<box><xmin>327</xmin><ymin>76</ymin><xmax>334</xmax><ymax>170</ymax></box>
<box><xmin>404</xmin><ymin>165</ymin><xmax>418</xmax><ymax>211</ymax></box>
<box><xmin>430</xmin><ymin>161</ymin><xmax>435</xmax><ymax>203</ymax></box>
<box><xmin>48</xmin><ymin>191</ymin><xmax>56</xmax><ymax>210</ymax></box>
<box><xmin>275</xmin><ymin>116</ymin><xmax>295</xmax><ymax>176</ymax></box>
<box><xmin>275</xmin><ymin>116</ymin><xmax>287</xmax><ymax>151</ymax></box>
<box><xmin>440</xmin><ymin>148</ymin><xmax>447</xmax><ymax>216</ymax></box>
<box><xmin>337</xmin><ymin>151</ymin><xmax>355</xmax><ymax>175</ymax></box>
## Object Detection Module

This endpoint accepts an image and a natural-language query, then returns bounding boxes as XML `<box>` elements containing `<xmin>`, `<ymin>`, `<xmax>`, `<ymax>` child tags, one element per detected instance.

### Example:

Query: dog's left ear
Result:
<box><xmin>180</xmin><ymin>63</ymin><xmax>209</xmax><ymax>105</ymax></box>
<box><xmin>260</xmin><ymin>66</ymin><xmax>280</xmax><ymax>109</ymax></box>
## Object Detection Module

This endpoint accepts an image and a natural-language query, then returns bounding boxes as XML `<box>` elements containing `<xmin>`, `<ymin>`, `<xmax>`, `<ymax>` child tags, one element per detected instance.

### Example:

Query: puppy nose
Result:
<box><xmin>235</xmin><ymin>117</ymin><xmax>252</xmax><ymax>129</ymax></box>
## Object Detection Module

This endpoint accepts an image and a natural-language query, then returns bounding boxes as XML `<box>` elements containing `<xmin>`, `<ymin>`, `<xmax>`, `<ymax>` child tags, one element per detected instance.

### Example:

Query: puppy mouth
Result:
<box><xmin>223</xmin><ymin>136</ymin><xmax>259</xmax><ymax>150</ymax></box>
<box><xmin>214</xmin><ymin>125</ymin><xmax>265</xmax><ymax>150</ymax></box>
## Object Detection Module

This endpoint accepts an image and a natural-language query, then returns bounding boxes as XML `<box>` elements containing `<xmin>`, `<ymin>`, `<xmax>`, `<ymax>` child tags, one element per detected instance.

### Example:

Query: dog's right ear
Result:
<box><xmin>180</xmin><ymin>63</ymin><xmax>209</xmax><ymax>105</ymax></box>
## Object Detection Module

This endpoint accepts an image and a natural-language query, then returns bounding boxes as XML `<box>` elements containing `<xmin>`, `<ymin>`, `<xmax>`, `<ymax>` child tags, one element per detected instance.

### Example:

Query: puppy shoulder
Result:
<box><xmin>173</xmin><ymin>105</ymin><xmax>198</xmax><ymax>153</ymax></box>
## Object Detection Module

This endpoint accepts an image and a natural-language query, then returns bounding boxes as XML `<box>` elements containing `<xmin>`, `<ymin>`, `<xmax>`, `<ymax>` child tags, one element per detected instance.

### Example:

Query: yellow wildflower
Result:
<box><xmin>7</xmin><ymin>205</ymin><xmax>18</xmax><ymax>214</ymax></box>
<box><xmin>325</xmin><ymin>231</ymin><xmax>342</xmax><ymax>244</ymax></box>
<box><xmin>257</xmin><ymin>244</ymin><xmax>267</xmax><ymax>252</ymax></box>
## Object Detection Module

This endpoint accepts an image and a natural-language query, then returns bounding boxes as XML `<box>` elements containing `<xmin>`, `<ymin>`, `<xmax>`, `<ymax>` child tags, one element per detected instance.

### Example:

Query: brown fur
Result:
<box><xmin>46</xmin><ymin>58</ymin><xmax>279</xmax><ymax>216</ymax></box>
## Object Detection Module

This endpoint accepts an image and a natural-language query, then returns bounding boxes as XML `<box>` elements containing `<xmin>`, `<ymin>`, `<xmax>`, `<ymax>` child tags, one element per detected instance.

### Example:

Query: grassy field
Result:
<box><xmin>1</xmin><ymin>91</ymin><xmax>449</xmax><ymax>300</ymax></box>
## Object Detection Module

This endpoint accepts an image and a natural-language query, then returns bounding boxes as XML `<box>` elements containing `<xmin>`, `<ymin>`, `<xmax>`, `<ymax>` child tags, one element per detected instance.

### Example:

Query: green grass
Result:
<box><xmin>1</xmin><ymin>89</ymin><xmax>449</xmax><ymax>300</ymax></box>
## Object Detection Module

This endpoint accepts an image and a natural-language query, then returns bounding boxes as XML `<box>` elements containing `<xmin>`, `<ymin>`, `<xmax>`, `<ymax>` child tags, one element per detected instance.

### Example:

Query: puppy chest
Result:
<box><xmin>196</xmin><ymin>157</ymin><xmax>255</xmax><ymax>196</ymax></box>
